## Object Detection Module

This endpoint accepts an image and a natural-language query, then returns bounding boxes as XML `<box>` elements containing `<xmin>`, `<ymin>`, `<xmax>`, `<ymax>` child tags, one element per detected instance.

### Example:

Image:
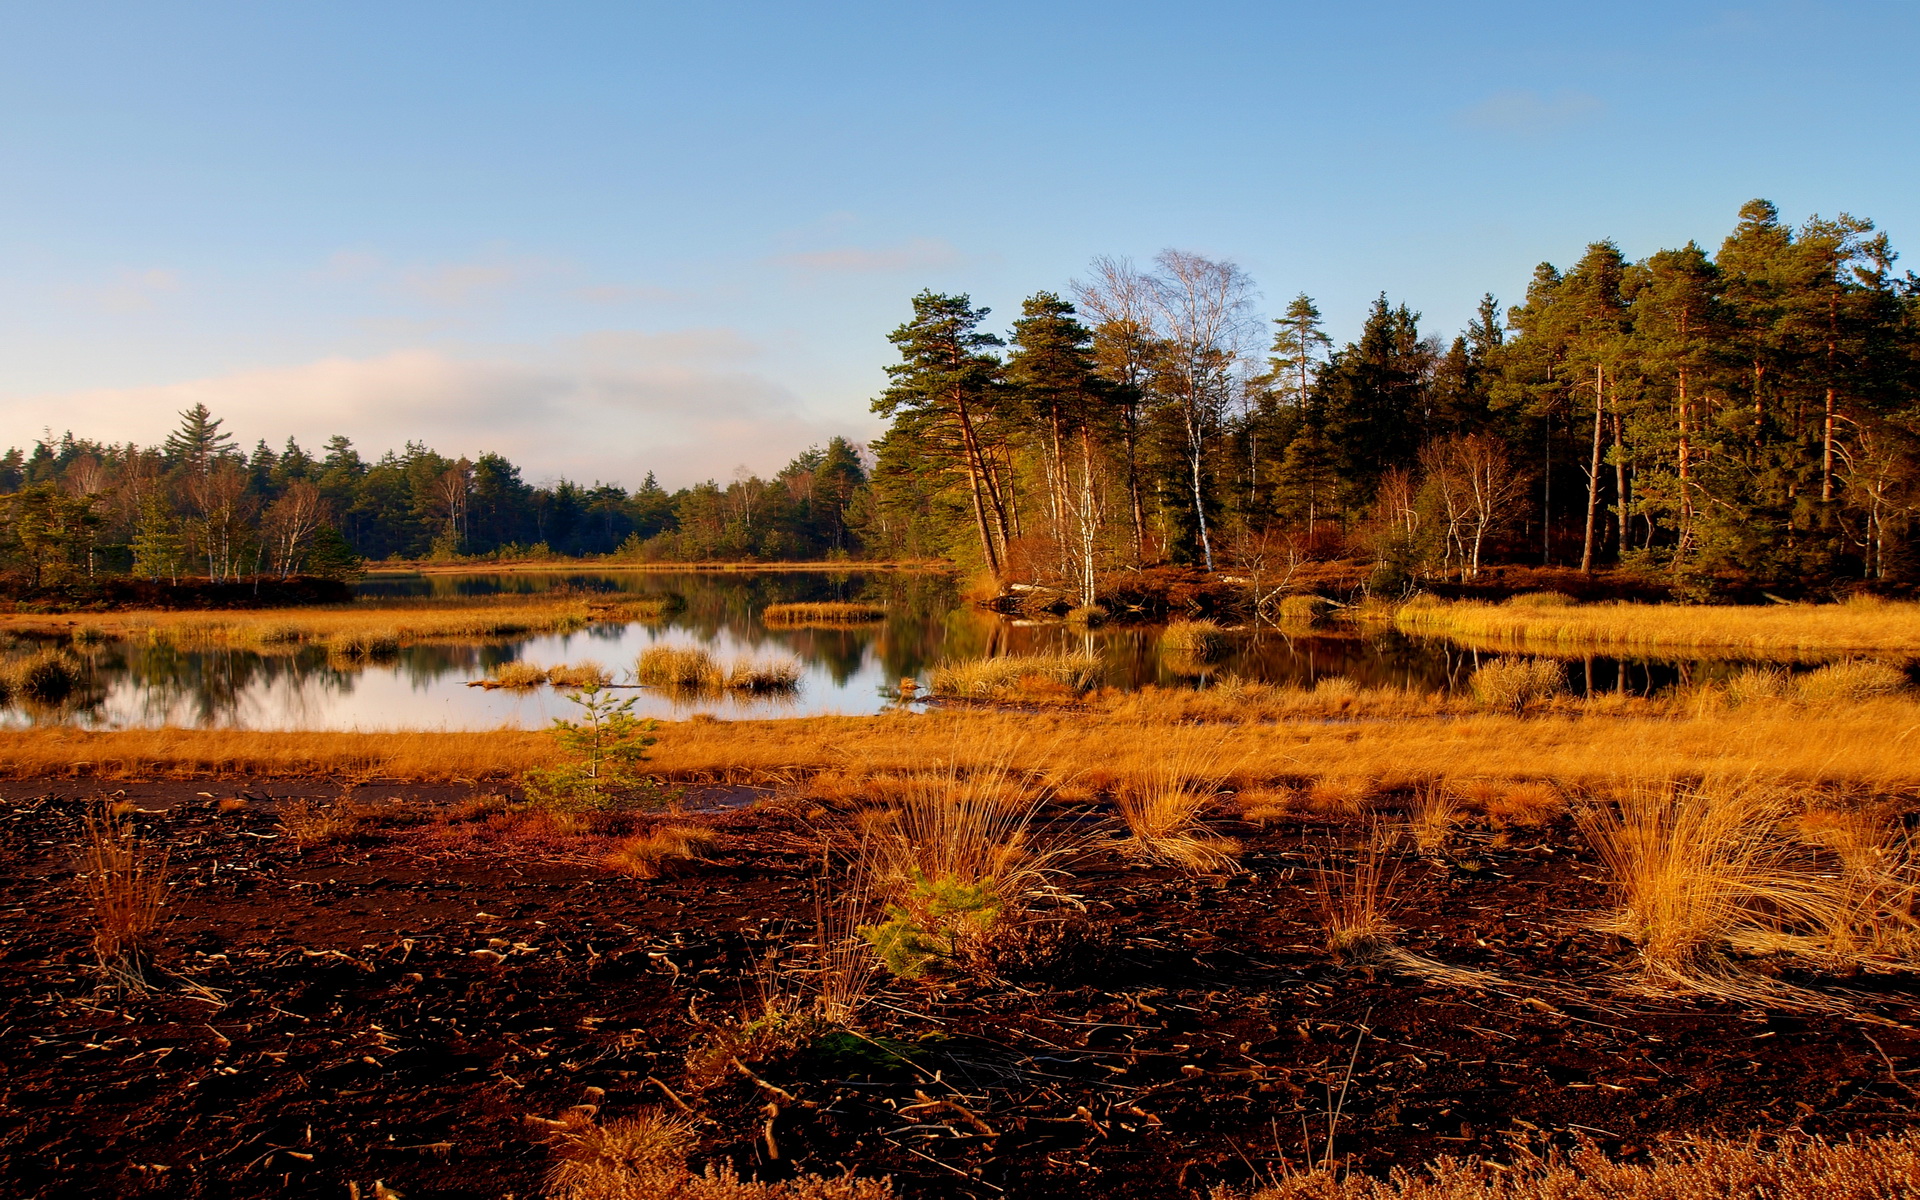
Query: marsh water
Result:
<box><xmin>10</xmin><ymin>569</ymin><xmax>1793</xmax><ymax>731</ymax></box>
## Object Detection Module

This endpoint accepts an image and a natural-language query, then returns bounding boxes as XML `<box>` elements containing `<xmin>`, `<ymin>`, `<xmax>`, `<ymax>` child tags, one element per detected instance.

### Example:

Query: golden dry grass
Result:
<box><xmin>927</xmin><ymin>651</ymin><xmax>1105</xmax><ymax>698</ymax></box>
<box><xmin>1571</xmin><ymin>779</ymin><xmax>1918</xmax><ymax>1001</ymax></box>
<box><xmin>1113</xmin><ymin>740</ymin><xmax>1243</xmax><ymax>871</ymax></box>
<box><xmin>1216</xmin><ymin>1129</ymin><xmax>1920</xmax><ymax>1199</ymax></box>
<box><xmin>6</xmin><ymin>695</ymin><xmax>1920</xmax><ymax>789</ymax></box>
<box><xmin>547</xmin><ymin>662</ymin><xmax>614</xmax><ymax>689</ymax></box>
<box><xmin>636</xmin><ymin>645</ymin><xmax>800</xmax><ymax>693</ymax></box>
<box><xmin>487</xmin><ymin>661</ymin><xmax>551</xmax><ymax>689</ymax></box>
<box><xmin>536</xmin><ymin>1105</ymin><xmax>895</xmax><ymax>1199</ymax></box>
<box><xmin>0</xmin><ymin>595</ymin><xmax>606</xmax><ymax>650</ymax></box>
<box><xmin>1468</xmin><ymin>657</ymin><xmax>1566</xmax><ymax>709</ymax></box>
<box><xmin>83</xmin><ymin>807</ymin><xmax>169</xmax><ymax>985</ymax></box>
<box><xmin>760</xmin><ymin>601</ymin><xmax>888</xmax><ymax>626</ymax></box>
<box><xmin>1394</xmin><ymin>596</ymin><xmax>1920</xmax><ymax>655</ymax></box>
<box><xmin>603</xmin><ymin>826</ymin><xmax>720</xmax><ymax>878</ymax></box>
<box><xmin>1161</xmin><ymin>619</ymin><xmax>1229</xmax><ymax>658</ymax></box>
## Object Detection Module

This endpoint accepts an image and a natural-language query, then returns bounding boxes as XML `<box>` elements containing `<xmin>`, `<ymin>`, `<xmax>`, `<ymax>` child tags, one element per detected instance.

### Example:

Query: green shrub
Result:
<box><xmin>860</xmin><ymin>871</ymin><xmax>1003</xmax><ymax>979</ymax></box>
<box><xmin>521</xmin><ymin>686</ymin><xmax>672</xmax><ymax>812</ymax></box>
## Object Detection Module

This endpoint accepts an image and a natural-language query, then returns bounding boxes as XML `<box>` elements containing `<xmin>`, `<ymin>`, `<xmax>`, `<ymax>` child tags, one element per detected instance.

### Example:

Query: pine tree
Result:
<box><xmin>873</xmin><ymin>291</ymin><xmax>1010</xmax><ymax>576</ymax></box>
<box><xmin>162</xmin><ymin>404</ymin><xmax>238</xmax><ymax>474</ymax></box>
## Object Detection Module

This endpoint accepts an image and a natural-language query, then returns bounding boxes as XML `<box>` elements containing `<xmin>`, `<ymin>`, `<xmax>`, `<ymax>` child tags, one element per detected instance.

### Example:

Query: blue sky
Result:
<box><xmin>2</xmin><ymin>1</ymin><xmax>1916</xmax><ymax>487</ymax></box>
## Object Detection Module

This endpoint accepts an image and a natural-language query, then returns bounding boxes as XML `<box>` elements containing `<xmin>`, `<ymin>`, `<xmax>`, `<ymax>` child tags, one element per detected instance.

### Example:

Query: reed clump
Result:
<box><xmin>760</xmin><ymin>601</ymin><xmax>888</xmax><ymax>627</ymax></box>
<box><xmin>636</xmin><ymin>645</ymin><xmax>800</xmax><ymax>694</ymax></box>
<box><xmin>82</xmin><ymin>806</ymin><xmax>170</xmax><ymax>987</ymax></box>
<box><xmin>547</xmin><ymin>662</ymin><xmax>614</xmax><ymax>689</ymax></box>
<box><xmin>604</xmin><ymin>826</ymin><xmax>719</xmax><ymax>878</ymax></box>
<box><xmin>1112</xmin><ymin>743</ymin><xmax>1242</xmax><ymax>871</ymax></box>
<box><xmin>638</xmin><ymin>645</ymin><xmax>721</xmax><ymax>689</ymax></box>
<box><xmin>1468</xmin><ymin>656</ymin><xmax>1565</xmax><ymax>709</ymax></box>
<box><xmin>1161</xmin><ymin>619</ymin><xmax>1228</xmax><ymax>659</ymax></box>
<box><xmin>1574</xmin><ymin>780</ymin><xmax>1872</xmax><ymax>1001</ymax></box>
<box><xmin>1278</xmin><ymin>593</ymin><xmax>1337</xmax><ymax>626</ymax></box>
<box><xmin>927</xmin><ymin>651</ymin><xmax>1104</xmax><ymax>699</ymax></box>
<box><xmin>1792</xmin><ymin>659</ymin><xmax>1910</xmax><ymax>703</ymax></box>
<box><xmin>1314</xmin><ymin>824</ymin><xmax>1403</xmax><ymax>962</ymax></box>
<box><xmin>325</xmin><ymin>628</ymin><xmax>400</xmax><ymax>662</ymax></box>
<box><xmin>487</xmin><ymin>661</ymin><xmax>551</xmax><ymax>689</ymax></box>
<box><xmin>1</xmin><ymin>649</ymin><xmax>84</xmax><ymax>704</ymax></box>
<box><xmin>854</xmin><ymin>757</ymin><xmax>1056</xmax><ymax>978</ymax></box>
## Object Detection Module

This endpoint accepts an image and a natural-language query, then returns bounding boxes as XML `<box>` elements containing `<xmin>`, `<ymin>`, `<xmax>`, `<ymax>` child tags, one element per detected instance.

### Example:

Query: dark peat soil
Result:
<box><xmin>3</xmin><ymin>779</ymin><xmax>1918</xmax><ymax>1199</ymax></box>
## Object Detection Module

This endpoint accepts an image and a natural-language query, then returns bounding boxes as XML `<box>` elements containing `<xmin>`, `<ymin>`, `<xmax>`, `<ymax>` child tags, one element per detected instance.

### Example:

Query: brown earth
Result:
<box><xmin>4</xmin><ymin>780</ymin><xmax>1918</xmax><ymax>1199</ymax></box>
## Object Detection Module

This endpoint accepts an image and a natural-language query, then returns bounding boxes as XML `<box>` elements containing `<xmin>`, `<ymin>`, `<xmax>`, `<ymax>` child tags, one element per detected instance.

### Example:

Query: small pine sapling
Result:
<box><xmin>860</xmin><ymin>871</ymin><xmax>1002</xmax><ymax>978</ymax></box>
<box><xmin>521</xmin><ymin>686</ymin><xmax>672</xmax><ymax>812</ymax></box>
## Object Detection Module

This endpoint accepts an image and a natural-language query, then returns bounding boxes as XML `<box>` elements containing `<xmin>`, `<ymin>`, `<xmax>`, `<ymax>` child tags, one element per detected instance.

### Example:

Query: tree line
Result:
<box><xmin>4</xmin><ymin>199</ymin><xmax>1915</xmax><ymax>598</ymax></box>
<box><xmin>0</xmin><ymin>407</ymin><xmax>869</xmax><ymax>588</ymax></box>
<box><xmin>861</xmin><ymin>200</ymin><xmax>1920</xmax><ymax>599</ymax></box>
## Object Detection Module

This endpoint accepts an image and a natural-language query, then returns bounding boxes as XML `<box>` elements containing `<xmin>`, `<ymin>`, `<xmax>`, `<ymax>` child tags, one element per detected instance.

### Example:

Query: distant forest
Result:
<box><xmin>4</xmin><ymin>199</ymin><xmax>1917</xmax><ymax>597</ymax></box>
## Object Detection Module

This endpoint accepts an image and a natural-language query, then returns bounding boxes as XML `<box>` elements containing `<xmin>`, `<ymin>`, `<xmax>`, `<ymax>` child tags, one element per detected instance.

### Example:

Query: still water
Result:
<box><xmin>9</xmin><ymin>570</ymin><xmax>1781</xmax><ymax>731</ymax></box>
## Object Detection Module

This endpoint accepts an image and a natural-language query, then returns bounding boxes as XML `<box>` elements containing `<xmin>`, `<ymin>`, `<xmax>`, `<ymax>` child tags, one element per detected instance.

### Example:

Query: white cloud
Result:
<box><xmin>0</xmin><ymin>333</ymin><xmax>871</xmax><ymax>489</ymax></box>
<box><xmin>80</xmin><ymin>268</ymin><xmax>183</xmax><ymax>313</ymax></box>
<box><xmin>1455</xmin><ymin>89</ymin><xmax>1604</xmax><ymax>136</ymax></box>
<box><xmin>397</xmin><ymin>256</ymin><xmax>555</xmax><ymax>305</ymax></box>
<box><xmin>768</xmin><ymin>236</ymin><xmax>965</xmax><ymax>274</ymax></box>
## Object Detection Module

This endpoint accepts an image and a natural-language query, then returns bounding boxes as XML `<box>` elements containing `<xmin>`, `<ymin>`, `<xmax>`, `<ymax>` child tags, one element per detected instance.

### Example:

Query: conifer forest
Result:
<box><xmin>4</xmin><ymin>200</ymin><xmax>1917</xmax><ymax>599</ymax></box>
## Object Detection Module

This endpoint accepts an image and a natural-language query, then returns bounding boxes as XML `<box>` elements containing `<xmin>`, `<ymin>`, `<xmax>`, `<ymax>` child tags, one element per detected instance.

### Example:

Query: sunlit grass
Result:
<box><xmin>1394</xmin><ymin>595</ymin><xmax>1920</xmax><ymax>654</ymax></box>
<box><xmin>760</xmin><ymin>601</ymin><xmax>888</xmax><ymax>626</ymax></box>
<box><xmin>928</xmin><ymin>651</ymin><xmax>1105</xmax><ymax>699</ymax></box>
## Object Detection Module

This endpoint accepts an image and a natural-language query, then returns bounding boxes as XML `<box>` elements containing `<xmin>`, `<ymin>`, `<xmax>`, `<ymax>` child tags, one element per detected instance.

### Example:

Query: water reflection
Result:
<box><xmin>0</xmin><ymin>570</ymin><xmax>1828</xmax><ymax>731</ymax></box>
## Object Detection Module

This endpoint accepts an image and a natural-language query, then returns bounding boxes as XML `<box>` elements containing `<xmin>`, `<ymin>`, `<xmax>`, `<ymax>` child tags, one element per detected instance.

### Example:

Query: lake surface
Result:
<box><xmin>6</xmin><ymin>569</ymin><xmax>1804</xmax><ymax>731</ymax></box>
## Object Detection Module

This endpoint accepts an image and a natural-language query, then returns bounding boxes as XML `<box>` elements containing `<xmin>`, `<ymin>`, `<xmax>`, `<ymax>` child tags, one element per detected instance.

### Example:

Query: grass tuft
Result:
<box><xmin>604</xmin><ymin>826</ymin><xmax>719</xmax><ymax>878</ymax></box>
<box><xmin>1793</xmin><ymin>659</ymin><xmax>1909</xmax><ymax>703</ymax></box>
<box><xmin>1113</xmin><ymin>742</ymin><xmax>1242</xmax><ymax>872</ymax></box>
<box><xmin>488</xmin><ymin>661</ymin><xmax>551</xmax><ymax>689</ymax></box>
<box><xmin>1160</xmin><ymin>619</ymin><xmax>1228</xmax><ymax>658</ymax></box>
<box><xmin>82</xmin><ymin>806</ymin><xmax>169</xmax><ymax>988</ymax></box>
<box><xmin>1468</xmin><ymin>657</ymin><xmax>1565</xmax><ymax>709</ymax></box>
<box><xmin>761</xmin><ymin>601</ymin><xmax>888</xmax><ymax>627</ymax></box>
<box><xmin>547</xmin><ymin>662</ymin><xmax>613</xmax><ymax>689</ymax></box>
<box><xmin>927</xmin><ymin>651</ymin><xmax>1105</xmax><ymax>699</ymax></box>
